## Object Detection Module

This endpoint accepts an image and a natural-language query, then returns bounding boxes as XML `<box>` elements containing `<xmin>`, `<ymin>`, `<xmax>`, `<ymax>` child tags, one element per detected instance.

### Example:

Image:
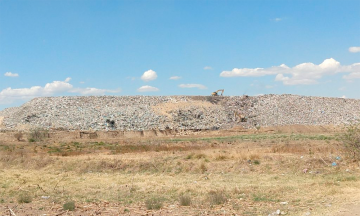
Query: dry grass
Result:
<box><xmin>0</xmin><ymin>133</ymin><xmax>359</xmax><ymax>215</ymax></box>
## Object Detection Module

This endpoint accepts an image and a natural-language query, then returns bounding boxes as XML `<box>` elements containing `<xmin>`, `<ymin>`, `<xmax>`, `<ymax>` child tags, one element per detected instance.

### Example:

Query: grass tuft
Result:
<box><xmin>179</xmin><ymin>194</ymin><xmax>192</xmax><ymax>206</ymax></box>
<box><xmin>208</xmin><ymin>190</ymin><xmax>227</xmax><ymax>205</ymax></box>
<box><xmin>63</xmin><ymin>201</ymin><xmax>75</xmax><ymax>211</ymax></box>
<box><xmin>145</xmin><ymin>196</ymin><xmax>164</xmax><ymax>210</ymax></box>
<box><xmin>17</xmin><ymin>192</ymin><xmax>32</xmax><ymax>203</ymax></box>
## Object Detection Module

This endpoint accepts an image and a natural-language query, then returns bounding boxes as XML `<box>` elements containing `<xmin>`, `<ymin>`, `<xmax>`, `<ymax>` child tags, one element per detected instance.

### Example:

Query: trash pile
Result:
<box><xmin>0</xmin><ymin>94</ymin><xmax>359</xmax><ymax>131</ymax></box>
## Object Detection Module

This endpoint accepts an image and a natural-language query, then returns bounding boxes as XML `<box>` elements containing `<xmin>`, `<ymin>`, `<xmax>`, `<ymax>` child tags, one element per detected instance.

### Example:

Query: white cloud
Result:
<box><xmin>220</xmin><ymin>58</ymin><xmax>360</xmax><ymax>85</ymax></box>
<box><xmin>4</xmin><ymin>72</ymin><xmax>19</xmax><ymax>77</ymax></box>
<box><xmin>343</xmin><ymin>72</ymin><xmax>360</xmax><ymax>80</ymax></box>
<box><xmin>342</xmin><ymin>63</ymin><xmax>360</xmax><ymax>81</ymax></box>
<box><xmin>0</xmin><ymin>78</ymin><xmax>120</xmax><ymax>104</ymax></box>
<box><xmin>141</xmin><ymin>70</ymin><xmax>157</xmax><ymax>82</ymax></box>
<box><xmin>70</xmin><ymin>88</ymin><xmax>120</xmax><ymax>95</ymax></box>
<box><xmin>221</xmin><ymin>64</ymin><xmax>289</xmax><ymax>77</ymax></box>
<box><xmin>137</xmin><ymin>85</ymin><xmax>159</xmax><ymax>92</ymax></box>
<box><xmin>349</xmin><ymin>47</ymin><xmax>360</xmax><ymax>53</ymax></box>
<box><xmin>273</xmin><ymin>18</ymin><xmax>282</xmax><ymax>22</ymax></box>
<box><xmin>179</xmin><ymin>84</ymin><xmax>207</xmax><ymax>90</ymax></box>
<box><xmin>341</xmin><ymin>95</ymin><xmax>346</xmax><ymax>98</ymax></box>
<box><xmin>204</xmin><ymin>66</ymin><xmax>213</xmax><ymax>70</ymax></box>
<box><xmin>43</xmin><ymin>78</ymin><xmax>73</xmax><ymax>94</ymax></box>
<box><xmin>275</xmin><ymin>74</ymin><xmax>318</xmax><ymax>85</ymax></box>
<box><xmin>0</xmin><ymin>78</ymin><xmax>72</xmax><ymax>104</ymax></box>
<box><xmin>169</xmin><ymin>76</ymin><xmax>181</xmax><ymax>80</ymax></box>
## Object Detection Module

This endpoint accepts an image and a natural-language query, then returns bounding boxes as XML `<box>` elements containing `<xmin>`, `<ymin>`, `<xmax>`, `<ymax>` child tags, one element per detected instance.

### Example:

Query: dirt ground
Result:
<box><xmin>0</xmin><ymin>125</ymin><xmax>359</xmax><ymax>216</ymax></box>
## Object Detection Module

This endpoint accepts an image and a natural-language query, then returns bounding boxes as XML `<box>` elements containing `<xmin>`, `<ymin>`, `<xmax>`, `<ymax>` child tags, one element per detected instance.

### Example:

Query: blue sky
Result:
<box><xmin>0</xmin><ymin>0</ymin><xmax>359</xmax><ymax>110</ymax></box>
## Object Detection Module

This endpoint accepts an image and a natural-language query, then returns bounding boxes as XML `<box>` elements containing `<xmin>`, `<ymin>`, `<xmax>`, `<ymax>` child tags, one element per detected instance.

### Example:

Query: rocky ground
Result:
<box><xmin>0</xmin><ymin>94</ymin><xmax>359</xmax><ymax>131</ymax></box>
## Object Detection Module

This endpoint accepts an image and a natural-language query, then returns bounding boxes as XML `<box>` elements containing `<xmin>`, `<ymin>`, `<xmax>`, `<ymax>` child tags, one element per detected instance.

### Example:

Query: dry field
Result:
<box><xmin>0</xmin><ymin>127</ymin><xmax>360</xmax><ymax>215</ymax></box>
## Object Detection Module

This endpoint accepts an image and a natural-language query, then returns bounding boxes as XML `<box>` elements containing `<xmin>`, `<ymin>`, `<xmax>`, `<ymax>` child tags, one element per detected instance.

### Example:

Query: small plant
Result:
<box><xmin>341</xmin><ymin>122</ymin><xmax>360</xmax><ymax>161</ymax></box>
<box><xmin>186</xmin><ymin>153</ymin><xmax>194</xmax><ymax>160</ymax></box>
<box><xmin>28</xmin><ymin>128</ymin><xmax>49</xmax><ymax>142</ymax></box>
<box><xmin>63</xmin><ymin>201</ymin><xmax>75</xmax><ymax>211</ymax></box>
<box><xmin>179</xmin><ymin>194</ymin><xmax>192</xmax><ymax>206</ymax></box>
<box><xmin>253</xmin><ymin>160</ymin><xmax>260</xmax><ymax>165</ymax></box>
<box><xmin>200</xmin><ymin>163</ymin><xmax>207</xmax><ymax>173</ymax></box>
<box><xmin>145</xmin><ymin>196</ymin><xmax>163</xmax><ymax>210</ymax></box>
<box><xmin>18</xmin><ymin>192</ymin><xmax>32</xmax><ymax>203</ymax></box>
<box><xmin>14</xmin><ymin>132</ymin><xmax>23</xmax><ymax>141</ymax></box>
<box><xmin>195</xmin><ymin>153</ymin><xmax>206</xmax><ymax>159</ymax></box>
<box><xmin>252</xmin><ymin>193</ymin><xmax>279</xmax><ymax>202</ymax></box>
<box><xmin>207</xmin><ymin>190</ymin><xmax>227</xmax><ymax>205</ymax></box>
<box><xmin>216</xmin><ymin>155</ymin><xmax>227</xmax><ymax>161</ymax></box>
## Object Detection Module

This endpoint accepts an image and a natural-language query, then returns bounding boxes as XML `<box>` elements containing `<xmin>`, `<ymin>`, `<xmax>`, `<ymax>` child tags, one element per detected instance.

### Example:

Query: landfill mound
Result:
<box><xmin>0</xmin><ymin>94</ymin><xmax>359</xmax><ymax>131</ymax></box>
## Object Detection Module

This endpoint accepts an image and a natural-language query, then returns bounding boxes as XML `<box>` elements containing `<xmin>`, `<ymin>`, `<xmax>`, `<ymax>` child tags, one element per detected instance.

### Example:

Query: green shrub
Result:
<box><xmin>341</xmin><ymin>122</ymin><xmax>360</xmax><ymax>161</ymax></box>
<box><xmin>207</xmin><ymin>190</ymin><xmax>227</xmax><ymax>205</ymax></box>
<box><xmin>145</xmin><ymin>196</ymin><xmax>163</xmax><ymax>210</ymax></box>
<box><xmin>179</xmin><ymin>194</ymin><xmax>191</xmax><ymax>206</ymax></box>
<box><xmin>28</xmin><ymin>128</ymin><xmax>49</xmax><ymax>142</ymax></box>
<box><xmin>18</xmin><ymin>193</ymin><xmax>32</xmax><ymax>203</ymax></box>
<box><xmin>63</xmin><ymin>201</ymin><xmax>75</xmax><ymax>211</ymax></box>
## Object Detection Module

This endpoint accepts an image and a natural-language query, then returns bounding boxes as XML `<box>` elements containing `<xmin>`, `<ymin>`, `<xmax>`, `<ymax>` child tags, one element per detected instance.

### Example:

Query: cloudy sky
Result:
<box><xmin>1</xmin><ymin>0</ymin><xmax>359</xmax><ymax>110</ymax></box>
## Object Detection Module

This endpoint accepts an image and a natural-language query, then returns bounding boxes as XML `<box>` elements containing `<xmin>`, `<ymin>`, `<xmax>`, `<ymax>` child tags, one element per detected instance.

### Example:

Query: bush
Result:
<box><xmin>179</xmin><ymin>194</ymin><xmax>192</xmax><ymax>206</ymax></box>
<box><xmin>145</xmin><ymin>196</ymin><xmax>163</xmax><ymax>210</ymax></box>
<box><xmin>14</xmin><ymin>132</ymin><xmax>23</xmax><ymax>141</ymax></box>
<box><xmin>200</xmin><ymin>163</ymin><xmax>207</xmax><ymax>173</ymax></box>
<box><xmin>341</xmin><ymin>122</ymin><xmax>360</xmax><ymax>161</ymax></box>
<box><xmin>63</xmin><ymin>201</ymin><xmax>75</xmax><ymax>211</ymax></box>
<box><xmin>207</xmin><ymin>190</ymin><xmax>227</xmax><ymax>205</ymax></box>
<box><xmin>18</xmin><ymin>193</ymin><xmax>32</xmax><ymax>203</ymax></box>
<box><xmin>28</xmin><ymin>128</ymin><xmax>49</xmax><ymax>142</ymax></box>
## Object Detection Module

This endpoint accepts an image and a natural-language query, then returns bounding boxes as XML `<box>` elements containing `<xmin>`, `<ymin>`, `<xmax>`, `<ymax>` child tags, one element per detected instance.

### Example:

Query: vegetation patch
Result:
<box><xmin>28</xmin><ymin>128</ymin><xmax>49</xmax><ymax>142</ymax></box>
<box><xmin>145</xmin><ymin>196</ymin><xmax>164</xmax><ymax>210</ymax></box>
<box><xmin>207</xmin><ymin>190</ymin><xmax>227</xmax><ymax>205</ymax></box>
<box><xmin>17</xmin><ymin>192</ymin><xmax>32</xmax><ymax>203</ymax></box>
<box><xmin>179</xmin><ymin>194</ymin><xmax>192</xmax><ymax>206</ymax></box>
<box><xmin>63</xmin><ymin>201</ymin><xmax>76</xmax><ymax>211</ymax></box>
<box><xmin>341</xmin><ymin>122</ymin><xmax>360</xmax><ymax>161</ymax></box>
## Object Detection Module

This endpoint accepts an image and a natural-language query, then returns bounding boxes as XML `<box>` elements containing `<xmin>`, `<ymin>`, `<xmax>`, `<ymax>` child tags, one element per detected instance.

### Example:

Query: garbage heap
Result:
<box><xmin>0</xmin><ymin>94</ymin><xmax>359</xmax><ymax>131</ymax></box>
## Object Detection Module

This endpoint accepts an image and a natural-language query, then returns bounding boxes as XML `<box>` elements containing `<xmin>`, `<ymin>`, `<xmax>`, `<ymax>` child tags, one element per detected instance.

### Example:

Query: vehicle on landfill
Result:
<box><xmin>211</xmin><ymin>89</ymin><xmax>224</xmax><ymax>96</ymax></box>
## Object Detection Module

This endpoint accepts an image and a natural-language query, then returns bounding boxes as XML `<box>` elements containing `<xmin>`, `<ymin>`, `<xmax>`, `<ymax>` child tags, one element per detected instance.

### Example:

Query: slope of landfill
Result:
<box><xmin>0</xmin><ymin>94</ymin><xmax>359</xmax><ymax>131</ymax></box>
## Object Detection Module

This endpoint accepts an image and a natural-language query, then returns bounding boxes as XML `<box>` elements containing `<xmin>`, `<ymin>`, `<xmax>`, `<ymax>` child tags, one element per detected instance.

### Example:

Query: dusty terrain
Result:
<box><xmin>1</xmin><ymin>126</ymin><xmax>360</xmax><ymax>216</ymax></box>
